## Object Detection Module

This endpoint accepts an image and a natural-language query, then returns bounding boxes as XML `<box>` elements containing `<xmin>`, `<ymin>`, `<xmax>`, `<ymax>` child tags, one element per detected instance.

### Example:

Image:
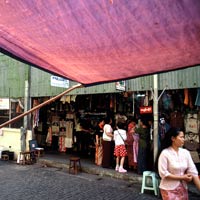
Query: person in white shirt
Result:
<box><xmin>113</xmin><ymin>122</ymin><xmax>127</xmax><ymax>173</ymax></box>
<box><xmin>158</xmin><ymin>127</ymin><xmax>200</xmax><ymax>200</ymax></box>
<box><xmin>102</xmin><ymin>117</ymin><xmax>113</xmax><ymax>168</ymax></box>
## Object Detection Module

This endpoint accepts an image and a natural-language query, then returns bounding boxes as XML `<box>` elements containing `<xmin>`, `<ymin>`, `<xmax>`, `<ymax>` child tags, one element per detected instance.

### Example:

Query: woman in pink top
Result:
<box><xmin>158</xmin><ymin>127</ymin><xmax>200</xmax><ymax>200</ymax></box>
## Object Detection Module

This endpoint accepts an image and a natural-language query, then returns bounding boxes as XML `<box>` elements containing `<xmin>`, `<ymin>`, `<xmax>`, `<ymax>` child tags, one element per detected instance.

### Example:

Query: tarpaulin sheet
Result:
<box><xmin>0</xmin><ymin>0</ymin><xmax>200</xmax><ymax>85</ymax></box>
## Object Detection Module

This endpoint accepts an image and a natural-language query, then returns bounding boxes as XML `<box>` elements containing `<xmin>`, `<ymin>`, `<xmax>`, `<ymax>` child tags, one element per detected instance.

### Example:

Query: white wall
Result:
<box><xmin>0</xmin><ymin>128</ymin><xmax>32</xmax><ymax>160</ymax></box>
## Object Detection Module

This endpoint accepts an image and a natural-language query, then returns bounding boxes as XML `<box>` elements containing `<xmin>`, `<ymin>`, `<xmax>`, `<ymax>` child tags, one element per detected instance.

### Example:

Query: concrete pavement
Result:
<box><xmin>0</xmin><ymin>153</ymin><xmax>199</xmax><ymax>199</ymax></box>
<box><xmin>38</xmin><ymin>153</ymin><xmax>142</xmax><ymax>183</ymax></box>
<box><xmin>37</xmin><ymin>152</ymin><xmax>200</xmax><ymax>198</ymax></box>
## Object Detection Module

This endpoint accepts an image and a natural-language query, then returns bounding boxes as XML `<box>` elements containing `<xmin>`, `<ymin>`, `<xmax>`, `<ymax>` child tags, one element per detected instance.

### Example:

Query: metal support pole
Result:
<box><xmin>23</xmin><ymin>80</ymin><xmax>29</xmax><ymax>130</ymax></box>
<box><xmin>132</xmin><ymin>92</ymin><xmax>135</xmax><ymax>116</ymax></box>
<box><xmin>9</xmin><ymin>88</ymin><xmax>11</xmax><ymax>128</ymax></box>
<box><xmin>153</xmin><ymin>74</ymin><xmax>159</xmax><ymax>164</ymax></box>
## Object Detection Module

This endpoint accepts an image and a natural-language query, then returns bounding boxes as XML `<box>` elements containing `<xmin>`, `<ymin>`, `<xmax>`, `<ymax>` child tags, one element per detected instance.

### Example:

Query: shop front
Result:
<box><xmin>30</xmin><ymin>88</ymin><xmax>200</xmax><ymax>172</ymax></box>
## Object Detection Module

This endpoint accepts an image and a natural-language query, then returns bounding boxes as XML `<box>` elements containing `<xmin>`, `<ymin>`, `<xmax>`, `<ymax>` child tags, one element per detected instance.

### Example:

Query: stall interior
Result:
<box><xmin>31</xmin><ymin>89</ymin><xmax>200</xmax><ymax>170</ymax></box>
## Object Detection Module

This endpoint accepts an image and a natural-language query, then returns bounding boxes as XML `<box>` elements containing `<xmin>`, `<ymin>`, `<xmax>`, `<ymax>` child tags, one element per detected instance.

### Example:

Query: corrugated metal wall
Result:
<box><xmin>30</xmin><ymin>67</ymin><xmax>120</xmax><ymax>97</ymax></box>
<box><xmin>126</xmin><ymin>66</ymin><xmax>200</xmax><ymax>91</ymax></box>
<box><xmin>0</xmin><ymin>53</ymin><xmax>28</xmax><ymax>98</ymax></box>
<box><xmin>1</xmin><ymin>53</ymin><xmax>200</xmax><ymax>98</ymax></box>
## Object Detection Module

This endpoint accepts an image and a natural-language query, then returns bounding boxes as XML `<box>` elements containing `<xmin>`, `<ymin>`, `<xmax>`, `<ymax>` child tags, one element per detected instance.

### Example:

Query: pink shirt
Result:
<box><xmin>158</xmin><ymin>147</ymin><xmax>198</xmax><ymax>190</ymax></box>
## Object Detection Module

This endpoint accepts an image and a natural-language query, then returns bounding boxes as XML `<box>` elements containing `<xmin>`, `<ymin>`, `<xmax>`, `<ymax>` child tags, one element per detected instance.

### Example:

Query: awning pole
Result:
<box><xmin>0</xmin><ymin>83</ymin><xmax>82</xmax><ymax>129</ymax></box>
<box><xmin>153</xmin><ymin>74</ymin><xmax>159</xmax><ymax>165</ymax></box>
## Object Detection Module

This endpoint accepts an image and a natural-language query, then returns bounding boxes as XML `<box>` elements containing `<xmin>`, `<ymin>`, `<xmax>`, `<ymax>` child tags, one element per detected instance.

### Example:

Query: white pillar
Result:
<box><xmin>153</xmin><ymin>74</ymin><xmax>159</xmax><ymax>164</ymax></box>
<box><xmin>23</xmin><ymin>80</ymin><xmax>29</xmax><ymax>130</ymax></box>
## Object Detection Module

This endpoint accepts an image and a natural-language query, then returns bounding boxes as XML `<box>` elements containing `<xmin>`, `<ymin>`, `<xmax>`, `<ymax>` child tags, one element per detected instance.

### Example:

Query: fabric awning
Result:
<box><xmin>0</xmin><ymin>0</ymin><xmax>200</xmax><ymax>85</ymax></box>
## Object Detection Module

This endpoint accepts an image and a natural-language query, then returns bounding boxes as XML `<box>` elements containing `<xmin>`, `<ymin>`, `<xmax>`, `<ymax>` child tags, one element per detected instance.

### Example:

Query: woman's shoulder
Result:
<box><xmin>161</xmin><ymin>147</ymin><xmax>190</xmax><ymax>155</ymax></box>
<box><xmin>160</xmin><ymin>147</ymin><xmax>172</xmax><ymax>156</ymax></box>
<box><xmin>179</xmin><ymin>147</ymin><xmax>190</xmax><ymax>155</ymax></box>
<box><xmin>120</xmin><ymin>129</ymin><xmax>126</xmax><ymax>134</ymax></box>
<box><xmin>113</xmin><ymin>129</ymin><xmax>118</xmax><ymax>134</ymax></box>
<box><xmin>104</xmin><ymin>124</ymin><xmax>111</xmax><ymax>128</ymax></box>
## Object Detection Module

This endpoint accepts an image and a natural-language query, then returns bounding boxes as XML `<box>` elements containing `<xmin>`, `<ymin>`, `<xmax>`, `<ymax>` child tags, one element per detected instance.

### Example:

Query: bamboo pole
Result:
<box><xmin>0</xmin><ymin>83</ymin><xmax>83</xmax><ymax>129</ymax></box>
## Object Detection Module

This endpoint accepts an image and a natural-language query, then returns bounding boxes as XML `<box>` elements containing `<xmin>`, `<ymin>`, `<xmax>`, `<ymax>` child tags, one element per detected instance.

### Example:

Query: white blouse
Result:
<box><xmin>103</xmin><ymin>124</ymin><xmax>113</xmax><ymax>141</ymax></box>
<box><xmin>113</xmin><ymin>129</ymin><xmax>127</xmax><ymax>146</ymax></box>
<box><xmin>158</xmin><ymin>147</ymin><xmax>198</xmax><ymax>190</ymax></box>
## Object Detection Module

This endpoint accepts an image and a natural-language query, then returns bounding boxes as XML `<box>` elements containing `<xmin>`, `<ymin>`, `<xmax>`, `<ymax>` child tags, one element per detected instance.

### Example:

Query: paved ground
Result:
<box><xmin>0</xmin><ymin>160</ymin><xmax>199</xmax><ymax>200</ymax></box>
<box><xmin>0</xmin><ymin>160</ymin><xmax>157</xmax><ymax>200</ymax></box>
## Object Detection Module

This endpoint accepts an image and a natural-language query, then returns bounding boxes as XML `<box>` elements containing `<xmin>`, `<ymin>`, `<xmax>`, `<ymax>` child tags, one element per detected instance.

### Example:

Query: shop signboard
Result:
<box><xmin>0</xmin><ymin>98</ymin><xmax>9</xmax><ymax>110</ymax></box>
<box><xmin>51</xmin><ymin>76</ymin><xmax>69</xmax><ymax>88</ymax></box>
<box><xmin>140</xmin><ymin>106</ymin><xmax>152</xmax><ymax>114</ymax></box>
<box><xmin>115</xmin><ymin>81</ymin><xmax>125</xmax><ymax>91</ymax></box>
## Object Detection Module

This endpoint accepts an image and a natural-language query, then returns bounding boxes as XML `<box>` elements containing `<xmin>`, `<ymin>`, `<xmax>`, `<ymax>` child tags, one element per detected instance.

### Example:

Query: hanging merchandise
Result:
<box><xmin>184</xmin><ymin>131</ymin><xmax>199</xmax><ymax>151</ymax></box>
<box><xmin>184</xmin><ymin>113</ymin><xmax>200</xmax><ymax>134</ymax></box>
<box><xmin>59</xmin><ymin>136</ymin><xmax>66</xmax><ymax>152</ymax></box>
<box><xmin>184</xmin><ymin>89</ymin><xmax>189</xmax><ymax>105</ymax></box>
<box><xmin>162</xmin><ymin>92</ymin><xmax>173</xmax><ymax>110</ymax></box>
<box><xmin>65</xmin><ymin>121</ymin><xmax>73</xmax><ymax>148</ymax></box>
<box><xmin>170</xmin><ymin>111</ymin><xmax>184</xmax><ymax>129</ymax></box>
<box><xmin>158</xmin><ymin>118</ymin><xmax>170</xmax><ymax>150</ymax></box>
<box><xmin>32</xmin><ymin>99</ymin><xmax>40</xmax><ymax>128</ymax></box>
<box><xmin>110</xmin><ymin>94</ymin><xmax>114</xmax><ymax>109</ymax></box>
<box><xmin>46</xmin><ymin>127</ymin><xmax>52</xmax><ymax>145</ymax></box>
<box><xmin>65</xmin><ymin>96</ymin><xmax>71</xmax><ymax>104</ymax></box>
<box><xmin>184</xmin><ymin>89</ymin><xmax>195</xmax><ymax>109</ymax></box>
<box><xmin>71</xmin><ymin>95</ymin><xmax>77</xmax><ymax>102</ymax></box>
<box><xmin>51</xmin><ymin>122</ymin><xmax>59</xmax><ymax>135</ymax></box>
<box><xmin>195</xmin><ymin>88</ymin><xmax>200</xmax><ymax>106</ymax></box>
<box><xmin>184</xmin><ymin>113</ymin><xmax>200</xmax><ymax>160</ymax></box>
<box><xmin>143</xmin><ymin>91</ymin><xmax>149</xmax><ymax>106</ymax></box>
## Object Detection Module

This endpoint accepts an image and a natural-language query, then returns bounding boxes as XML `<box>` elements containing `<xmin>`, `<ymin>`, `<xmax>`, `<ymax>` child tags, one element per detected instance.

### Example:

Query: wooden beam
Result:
<box><xmin>0</xmin><ymin>83</ymin><xmax>82</xmax><ymax>129</ymax></box>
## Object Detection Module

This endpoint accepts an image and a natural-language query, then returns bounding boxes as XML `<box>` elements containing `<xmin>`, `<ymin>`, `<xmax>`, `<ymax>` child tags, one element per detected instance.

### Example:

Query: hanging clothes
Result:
<box><xmin>170</xmin><ymin>111</ymin><xmax>184</xmax><ymax>129</ymax></box>
<box><xmin>59</xmin><ymin>136</ymin><xmax>66</xmax><ymax>152</ymax></box>
<box><xmin>32</xmin><ymin>99</ymin><xmax>40</xmax><ymax>128</ymax></box>
<box><xmin>195</xmin><ymin>88</ymin><xmax>200</xmax><ymax>106</ymax></box>
<box><xmin>46</xmin><ymin>127</ymin><xmax>52</xmax><ymax>145</ymax></box>
<box><xmin>184</xmin><ymin>113</ymin><xmax>199</xmax><ymax>134</ymax></box>
<box><xmin>162</xmin><ymin>92</ymin><xmax>172</xmax><ymax>110</ymax></box>
<box><xmin>65</xmin><ymin>121</ymin><xmax>73</xmax><ymax>148</ymax></box>
<box><xmin>143</xmin><ymin>91</ymin><xmax>149</xmax><ymax>106</ymax></box>
<box><xmin>184</xmin><ymin>88</ymin><xmax>189</xmax><ymax>105</ymax></box>
<box><xmin>158</xmin><ymin>121</ymin><xmax>170</xmax><ymax>150</ymax></box>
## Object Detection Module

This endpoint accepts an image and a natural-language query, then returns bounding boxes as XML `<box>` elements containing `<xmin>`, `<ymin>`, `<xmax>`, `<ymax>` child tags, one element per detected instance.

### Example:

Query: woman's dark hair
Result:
<box><xmin>161</xmin><ymin>127</ymin><xmax>184</xmax><ymax>150</ymax></box>
<box><xmin>140</xmin><ymin>118</ymin><xmax>149</xmax><ymax>127</ymax></box>
<box><xmin>154</xmin><ymin>127</ymin><xmax>184</xmax><ymax>172</ymax></box>
<box><xmin>104</xmin><ymin>116</ymin><xmax>111</xmax><ymax>124</ymax></box>
<box><xmin>116</xmin><ymin>122</ymin><xmax>124</xmax><ymax>129</ymax></box>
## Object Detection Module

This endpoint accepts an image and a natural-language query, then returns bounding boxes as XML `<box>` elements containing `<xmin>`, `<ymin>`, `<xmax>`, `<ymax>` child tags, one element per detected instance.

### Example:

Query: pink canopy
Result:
<box><xmin>0</xmin><ymin>0</ymin><xmax>200</xmax><ymax>85</ymax></box>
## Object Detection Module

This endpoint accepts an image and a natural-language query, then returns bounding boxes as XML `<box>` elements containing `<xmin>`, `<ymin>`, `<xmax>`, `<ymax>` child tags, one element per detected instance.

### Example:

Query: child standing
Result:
<box><xmin>114</xmin><ymin>122</ymin><xmax>127</xmax><ymax>173</ymax></box>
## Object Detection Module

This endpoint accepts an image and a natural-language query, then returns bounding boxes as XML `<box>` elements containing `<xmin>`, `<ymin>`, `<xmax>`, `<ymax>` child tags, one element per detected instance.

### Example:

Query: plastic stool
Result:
<box><xmin>69</xmin><ymin>157</ymin><xmax>82</xmax><ymax>174</ymax></box>
<box><xmin>141</xmin><ymin>171</ymin><xmax>159</xmax><ymax>196</ymax></box>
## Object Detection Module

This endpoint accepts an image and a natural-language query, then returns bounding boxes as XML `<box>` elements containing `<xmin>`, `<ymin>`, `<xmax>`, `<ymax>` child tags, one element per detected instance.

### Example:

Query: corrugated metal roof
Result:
<box><xmin>127</xmin><ymin>65</ymin><xmax>200</xmax><ymax>91</ymax></box>
<box><xmin>30</xmin><ymin>67</ymin><xmax>121</xmax><ymax>97</ymax></box>
<box><xmin>1</xmin><ymin>54</ymin><xmax>200</xmax><ymax>98</ymax></box>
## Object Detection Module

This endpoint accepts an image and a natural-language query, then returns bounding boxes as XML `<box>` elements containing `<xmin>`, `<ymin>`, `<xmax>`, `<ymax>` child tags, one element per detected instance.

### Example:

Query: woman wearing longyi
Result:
<box><xmin>158</xmin><ymin>127</ymin><xmax>200</xmax><ymax>200</ymax></box>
